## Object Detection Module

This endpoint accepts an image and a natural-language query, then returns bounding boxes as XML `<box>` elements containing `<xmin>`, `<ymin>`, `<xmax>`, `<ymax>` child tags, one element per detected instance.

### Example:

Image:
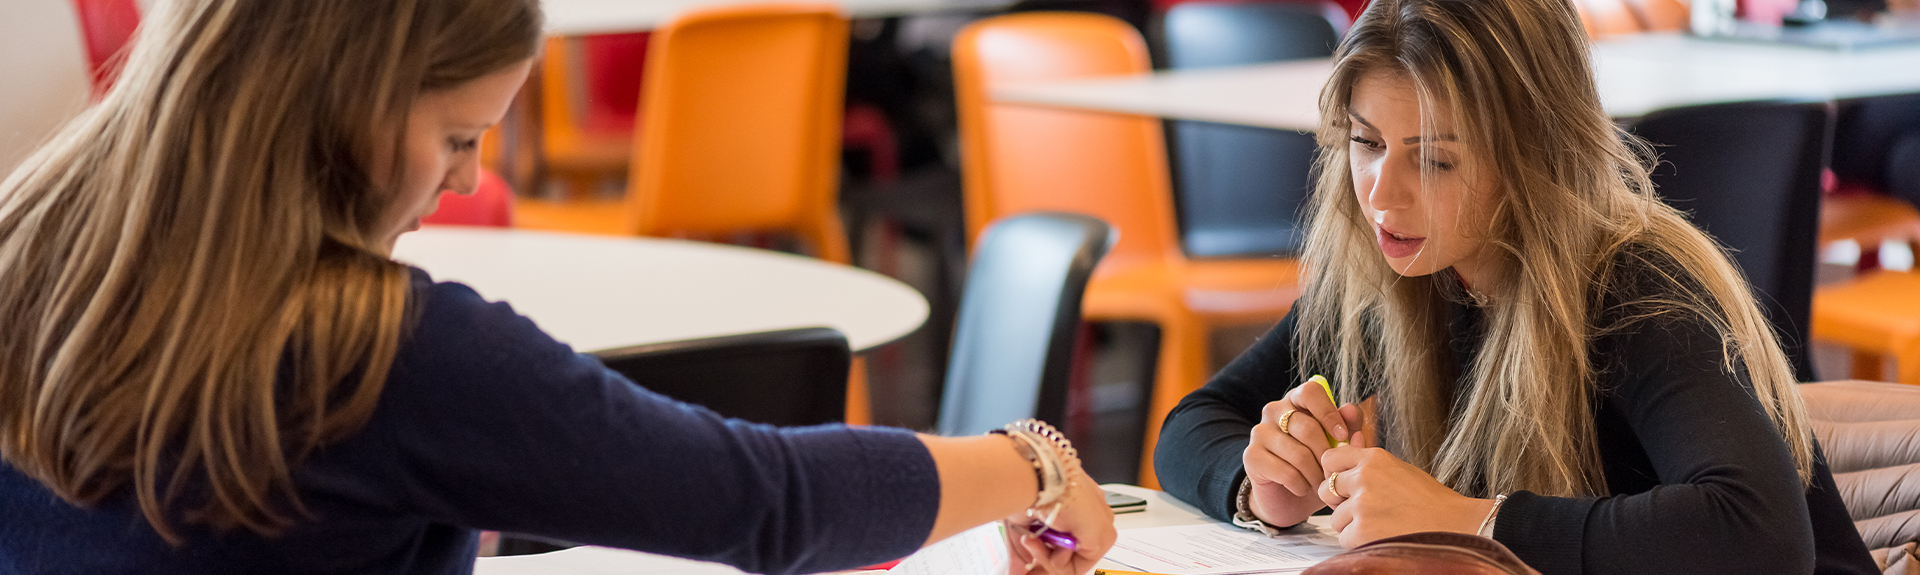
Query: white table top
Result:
<box><xmin>391</xmin><ymin>226</ymin><xmax>928</xmax><ymax>353</ymax></box>
<box><xmin>472</xmin><ymin>484</ymin><xmax>1333</xmax><ymax>574</ymax></box>
<box><xmin>542</xmin><ymin>0</ymin><xmax>1009</xmax><ymax>35</ymax></box>
<box><xmin>993</xmin><ymin>32</ymin><xmax>1920</xmax><ymax>131</ymax></box>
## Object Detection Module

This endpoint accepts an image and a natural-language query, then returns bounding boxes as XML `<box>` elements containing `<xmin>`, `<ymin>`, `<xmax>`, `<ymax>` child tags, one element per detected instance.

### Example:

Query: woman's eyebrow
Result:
<box><xmin>1403</xmin><ymin>134</ymin><xmax>1458</xmax><ymax>145</ymax></box>
<box><xmin>1348</xmin><ymin>112</ymin><xmax>1379</xmax><ymax>132</ymax></box>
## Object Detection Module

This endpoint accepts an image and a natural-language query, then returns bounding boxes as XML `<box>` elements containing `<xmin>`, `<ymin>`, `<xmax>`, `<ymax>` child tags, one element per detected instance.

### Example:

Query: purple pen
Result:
<box><xmin>1027</xmin><ymin>522</ymin><xmax>1078</xmax><ymax>551</ymax></box>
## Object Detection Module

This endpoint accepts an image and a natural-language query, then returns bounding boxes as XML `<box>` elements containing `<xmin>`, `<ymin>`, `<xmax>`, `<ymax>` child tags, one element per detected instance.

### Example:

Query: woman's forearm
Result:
<box><xmin>916</xmin><ymin>434</ymin><xmax>1037</xmax><ymax>546</ymax></box>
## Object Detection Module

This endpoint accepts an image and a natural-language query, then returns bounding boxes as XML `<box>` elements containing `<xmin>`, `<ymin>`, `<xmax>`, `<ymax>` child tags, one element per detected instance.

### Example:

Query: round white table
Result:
<box><xmin>542</xmin><ymin>0</ymin><xmax>1011</xmax><ymax>35</ymax></box>
<box><xmin>390</xmin><ymin>226</ymin><xmax>928</xmax><ymax>353</ymax></box>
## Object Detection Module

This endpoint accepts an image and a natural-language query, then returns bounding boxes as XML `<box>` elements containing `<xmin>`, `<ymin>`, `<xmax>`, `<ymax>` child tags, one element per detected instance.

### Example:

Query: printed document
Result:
<box><xmin>1102</xmin><ymin>523</ymin><xmax>1344</xmax><ymax>575</ymax></box>
<box><xmin>887</xmin><ymin>522</ymin><xmax>1009</xmax><ymax>575</ymax></box>
<box><xmin>473</xmin><ymin>546</ymin><xmax>752</xmax><ymax>575</ymax></box>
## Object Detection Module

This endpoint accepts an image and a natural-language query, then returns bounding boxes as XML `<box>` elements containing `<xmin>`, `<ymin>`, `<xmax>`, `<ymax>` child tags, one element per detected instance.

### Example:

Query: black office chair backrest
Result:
<box><xmin>1160</xmin><ymin>1</ymin><xmax>1345</xmax><ymax>257</ymax></box>
<box><xmin>1831</xmin><ymin>93</ymin><xmax>1920</xmax><ymax>204</ymax></box>
<box><xmin>597</xmin><ymin>327</ymin><xmax>851</xmax><ymax>426</ymax></box>
<box><xmin>1163</xmin><ymin>1</ymin><xmax>1347</xmax><ymax>68</ymax></box>
<box><xmin>1629</xmin><ymin>100</ymin><xmax>1832</xmax><ymax>382</ymax></box>
<box><xmin>937</xmin><ymin>213</ymin><xmax>1113</xmax><ymax>436</ymax></box>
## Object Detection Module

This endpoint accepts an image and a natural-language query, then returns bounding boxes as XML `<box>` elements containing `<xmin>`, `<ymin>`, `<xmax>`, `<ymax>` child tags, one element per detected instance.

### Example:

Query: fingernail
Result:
<box><xmin>1337</xmin><ymin>441</ymin><xmax>1349</xmax><ymax>447</ymax></box>
<box><xmin>1335</xmin><ymin>424</ymin><xmax>1348</xmax><ymax>439</ymax></box>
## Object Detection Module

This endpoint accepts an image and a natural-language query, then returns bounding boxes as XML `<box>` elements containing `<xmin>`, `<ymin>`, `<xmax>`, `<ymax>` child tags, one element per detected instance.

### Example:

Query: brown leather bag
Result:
<box><xmin>1302</xmin><ymin>532</ymin><xmax>1542</xmax><ymax>575</ymax></box>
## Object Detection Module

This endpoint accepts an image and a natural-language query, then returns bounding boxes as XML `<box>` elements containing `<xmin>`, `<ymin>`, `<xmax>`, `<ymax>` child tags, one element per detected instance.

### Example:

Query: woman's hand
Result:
<box><xmin>1242</xmin><ymin>380</ymin><xmax>1367</xmax><ymax>527</ymax></box>
<box><xmin>1004</xmin><ymin>465</ymin><xmax>1115</xmax><ymax>575</ymax></box>
<box><xmin>1316</xmin><ymin>431</ymin><xmax>1496</xmax><ymax>548</ymax></box>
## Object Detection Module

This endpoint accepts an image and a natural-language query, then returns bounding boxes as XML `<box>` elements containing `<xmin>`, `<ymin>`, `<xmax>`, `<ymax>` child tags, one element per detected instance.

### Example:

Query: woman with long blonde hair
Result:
<box><xmin>0</xmin><ymin>1</ymin><xmax>1114</xmax><ymax>573</ymax></box>
<box><xmin>1154</xmin><ymin>0</ymin><xmax>1875</xmax><ymax>572</ymax></box>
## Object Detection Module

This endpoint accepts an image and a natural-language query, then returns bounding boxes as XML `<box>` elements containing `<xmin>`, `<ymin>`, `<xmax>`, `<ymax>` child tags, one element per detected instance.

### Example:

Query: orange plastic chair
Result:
<box><xmin>516</xmin><ymin>4</ymin><xmax>869</xmax><ymax>422</ymax></box>
<box><xmin>1580</xmin><ymin>0</ymin><xmax>1646</xmax><ymax>37</ymax></box>
<box><xmin>1812</xmin><ymin>194</ymin><xmax>1920</xmax><ymax>384</ymax></box>
<box><xmin>516</xmin><ymin>4</ymin><xmax>852</xmax><ymax>263</ymax></box>
<box><xmin>954</xmin><ymin>12</ymin><xmax>1302</xmax><ymax>487</ymax></box>
<box><xmin>1813</xmin><ymin>270</ymin><xmax>1920</xmax><ymax>385</ymax></box>
<box><xmin>1628</xmin><ymin>0</ymin><xmax>1690</xmax><ymax>31</ymax></box>
<box><xmin>535</xmin><ymin>34</ymin><xmax>648</xmax><ymax>197</ymax></box>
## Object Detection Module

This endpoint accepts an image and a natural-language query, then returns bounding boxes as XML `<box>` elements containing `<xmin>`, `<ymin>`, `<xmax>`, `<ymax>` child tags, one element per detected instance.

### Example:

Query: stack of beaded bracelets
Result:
<box><xmin>990</xmin><ymin>419</ymin><xmax>1081</xmax><ymax>518</ymax></box>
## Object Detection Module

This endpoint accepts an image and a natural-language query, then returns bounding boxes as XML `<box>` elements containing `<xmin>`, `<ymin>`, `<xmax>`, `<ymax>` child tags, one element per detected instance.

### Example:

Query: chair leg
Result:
<box><xmin>1853</xmin><ymin>350</ymin><xmax>1889</xmax><ymax>381</ymax></box>
<box><xmin>1900</xmin><ymin>341</ymin><xmax>1920</xmax><ymax>386</ymax></box>
<box><xmin>846</xmin><ymin>357</ymin><xmax>872</xmax><ymax>425</ymax></box>
<box><xmin>1136</xmin><ymin>315</ymin><xmax>1211</xmax><ymax>489</ymax></box>
<box><xmin>807</xmin><ymin>214</ymin><xmax>854</xmax><ymax>265</ymax></box>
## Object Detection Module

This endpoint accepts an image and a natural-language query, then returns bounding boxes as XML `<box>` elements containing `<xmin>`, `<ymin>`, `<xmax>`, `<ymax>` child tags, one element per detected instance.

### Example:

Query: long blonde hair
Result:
<box><xmin>0</xmin><ymin>0</ymin><xmax>538</xmax><ymax>541</ymax></box>
<box><xmin>1297</xmin><ymin>0</ymin><xmax>1814</xmax><ymax>497</ymax></box>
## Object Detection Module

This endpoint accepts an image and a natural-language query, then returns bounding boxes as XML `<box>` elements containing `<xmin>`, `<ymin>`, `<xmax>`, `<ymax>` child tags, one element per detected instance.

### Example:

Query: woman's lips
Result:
<box><xmin>1375</xmin><ymin>223</ymin><xmax>1425</xmax><ymax>259</ymax></box>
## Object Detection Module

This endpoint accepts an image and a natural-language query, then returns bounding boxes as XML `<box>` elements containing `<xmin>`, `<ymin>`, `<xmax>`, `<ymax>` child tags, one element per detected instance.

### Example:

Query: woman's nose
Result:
<box><xmin>1366</xmin><ymin>152</ymin><xmax>1416</xmax><ymax>214</ymax></box>
<box><xmin>443</xmin><ymin>157</ymin><xmax>480</xmax><ymax>197</ymax></box>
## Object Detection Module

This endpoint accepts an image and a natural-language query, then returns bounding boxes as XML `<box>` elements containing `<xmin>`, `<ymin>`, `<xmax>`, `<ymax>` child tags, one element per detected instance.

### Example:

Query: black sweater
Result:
<box><xmin>1154</xmin><ymin>270</ymin><xmax>1877</xmax><ymax>574</ymax></box>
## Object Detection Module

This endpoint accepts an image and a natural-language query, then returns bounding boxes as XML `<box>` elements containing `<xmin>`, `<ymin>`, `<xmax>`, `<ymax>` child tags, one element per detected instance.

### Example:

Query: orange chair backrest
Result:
<box><xmin>1581</xmin><ymin>0</ymin><xmax>1646</xmax><ymax>37</ymax></box>
<box><xmin>1631</xmin><ymin>0</ymin><xmax>1689</xmax><ymax>31</ymax></box>
<box><xmin>627</xmin><ymin>4</ymin><xmax>849</xmax><ymax>244</ymax></box>
<box><xmin>953</xmin><ymin>12</ymin><xmax>1182</xmax><ymax>265</ymax></box>
<box><xmin>540</xmin><ymin>36</ymin><xmax>587</xmax><ymax>147</ymax></box>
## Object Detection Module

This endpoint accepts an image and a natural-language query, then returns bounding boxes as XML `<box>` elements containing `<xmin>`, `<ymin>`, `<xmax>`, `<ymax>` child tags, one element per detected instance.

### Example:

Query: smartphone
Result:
<box><xmin>1104</xmin><ymin>489</ymin><xmax>1147</xmax><ymax>514</ymax></box>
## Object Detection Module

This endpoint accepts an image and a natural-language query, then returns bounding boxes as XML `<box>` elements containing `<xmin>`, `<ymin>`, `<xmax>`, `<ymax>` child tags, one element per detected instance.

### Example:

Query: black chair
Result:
<box><xmin>597</xmin><ymin>327</ymin><xmax>852</xmax><ymax>427</ymax></box>
<box><xmin>936</xmin><ymin>213</ymin><xmax>1113</xmax><ymax>436</ymax></box>
<box><xmin>1832</xmin><ymin>93</ymin><xmax>1920</xmax><ymax>206</ymax></box>
<box><xmin>1628</xmin><ymin>100</ymin><xmax>1833</xmax><ymax>382</ymax></box>
<box><xmin>1159</xmin><ymin>1</ymin><xmax>1346</xmax><ymax>258</ymax></box>
<box><xmin>495</xmin><ymin>327</ymin><xmax>853</xmax><ymax>555</ymax></box>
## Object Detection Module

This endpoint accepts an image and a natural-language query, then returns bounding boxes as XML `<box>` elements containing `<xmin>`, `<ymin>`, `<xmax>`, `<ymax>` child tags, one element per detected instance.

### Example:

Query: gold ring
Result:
<box><xmin>1277</xmin><ymin>409</ymin><xmax>1298</xmax><ymax>433</ymax></box>
<box><xmin>1327</xmin><ymin>471</ymin><xmax>1344</xmax><ymax>499</ymax></box>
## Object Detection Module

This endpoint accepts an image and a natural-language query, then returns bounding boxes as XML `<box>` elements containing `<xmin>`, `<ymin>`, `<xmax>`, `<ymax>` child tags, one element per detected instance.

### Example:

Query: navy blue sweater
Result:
<box><xmin>0</xmin><ymin>270</ymin><xmax>941</xmax><ymax>574</ymax></box>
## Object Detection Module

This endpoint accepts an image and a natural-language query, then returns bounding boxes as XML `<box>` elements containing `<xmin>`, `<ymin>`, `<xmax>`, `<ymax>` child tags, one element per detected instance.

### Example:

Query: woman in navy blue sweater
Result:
<box><xmin>0</xmin><ymin>1</ymin><xmax>1114</xmax><ymax>573</ymax></box>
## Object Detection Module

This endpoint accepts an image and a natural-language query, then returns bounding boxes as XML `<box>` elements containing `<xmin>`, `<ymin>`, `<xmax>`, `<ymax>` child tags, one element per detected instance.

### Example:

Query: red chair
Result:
<box><xmin>538</xmin><ymin>33</ymin><xmax>651</xmax><ymax>198</ymax></box>
<box><xmin>423</xmin><ymin>169</ymin><xmax>516</xmax><ymax>228</ymax></box>
<box><xmin>70</xmin><ymin>0</ymin><xmax>141</xmax><ymax>97</ymax></box>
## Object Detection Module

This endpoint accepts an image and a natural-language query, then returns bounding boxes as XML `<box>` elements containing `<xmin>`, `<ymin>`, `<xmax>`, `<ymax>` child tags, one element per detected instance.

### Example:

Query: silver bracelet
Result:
<box><xmin>990</xmin><ymin>419</ymin><xmax>1079</xmax><ymax>512</ymax></box>
<box><xmin>1476</xmin><ymin>493</ymin><xmax>1509</xmax><ymax>538</ymax></box>
<box><xmin>1231</xmin><ymin>475</ymin><xmax>1301</xmax><ymax>536</ymax></box>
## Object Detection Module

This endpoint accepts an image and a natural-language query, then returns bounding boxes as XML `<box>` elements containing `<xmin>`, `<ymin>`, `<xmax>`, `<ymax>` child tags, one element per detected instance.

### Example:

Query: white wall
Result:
<box><xmin>0</xmin><ymin>1</ymin><xmax>95</xmax><ymax>177</ymax></box>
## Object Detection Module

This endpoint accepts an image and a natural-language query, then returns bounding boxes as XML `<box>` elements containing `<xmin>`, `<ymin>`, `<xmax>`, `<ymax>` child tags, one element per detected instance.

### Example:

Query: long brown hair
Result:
<box><xmin>0</xmin><ymin>0</ymin><xmax>538</xmax><ymax>542</ymax></box>
<box><xmin>1296</xmin><ymin>0</ymin><xmax>1814</xmax><ymax>497</ymax></box>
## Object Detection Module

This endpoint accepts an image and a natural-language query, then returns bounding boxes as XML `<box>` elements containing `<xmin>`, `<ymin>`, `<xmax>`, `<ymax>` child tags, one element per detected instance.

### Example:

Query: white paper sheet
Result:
<box><xmin>885</xmin><ymin>522</ymin><xmax>1010</xmax><ymax>575</ymax></box>
<box><xmin>1101</xmin><ymin>523</ymin><xmax>1344</xmax><ymax>575</ymax></box>
<box><xmin>473</xmin><ymin>546</ymin><xmax>754</xmax><ymax>575</ymax></box>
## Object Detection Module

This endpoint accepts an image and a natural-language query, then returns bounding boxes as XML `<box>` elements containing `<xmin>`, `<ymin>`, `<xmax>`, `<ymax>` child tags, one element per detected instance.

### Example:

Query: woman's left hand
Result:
<box><xmin>1315</xmin><ymin>431</ymin><xmax>1497</xmax><ymax>548</ymax></box>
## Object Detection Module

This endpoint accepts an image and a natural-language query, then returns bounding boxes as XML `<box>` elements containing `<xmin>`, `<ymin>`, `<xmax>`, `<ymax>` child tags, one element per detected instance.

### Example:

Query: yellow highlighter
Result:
<box><xmin>1308</xmin><ymin>374</ymin><xmax>1343</xmax><ymax>448</ymax></box>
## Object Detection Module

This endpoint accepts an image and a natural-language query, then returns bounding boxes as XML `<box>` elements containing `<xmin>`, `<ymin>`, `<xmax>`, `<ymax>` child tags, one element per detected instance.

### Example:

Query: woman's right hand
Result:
<box><xmin>1241</xmin><ymin>379</ymin><xmax>1366</xmax><ymax>528</ymax></box>
<box><xmin>1003</xmin><ymin>464</ymin><xmax>1115</xmax><ymax>575</ymax></box>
